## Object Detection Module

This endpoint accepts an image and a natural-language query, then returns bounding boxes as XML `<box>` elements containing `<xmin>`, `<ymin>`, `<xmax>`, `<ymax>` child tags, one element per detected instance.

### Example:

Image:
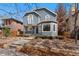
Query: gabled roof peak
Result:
<box><xmin>24</xmin><ymin>7</ymin><xmax>57</xmax><ymax>17</ymax></box>
<box><xmin>24</xmin><ymin>11</ymin><xmax>40</xmax><ymax>17</ymax></box>
<box><xmin>33</xmin><ymin>7</ymin><xmax>57</xmax><ymax>16</ymax></box>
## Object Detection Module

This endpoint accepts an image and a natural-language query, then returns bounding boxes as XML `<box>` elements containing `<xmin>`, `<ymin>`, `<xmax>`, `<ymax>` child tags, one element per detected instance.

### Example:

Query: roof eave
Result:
<box><xmin>34</xmin><ymin>8</ymin><xmax>57</xmax><ymax>16</ymax></box>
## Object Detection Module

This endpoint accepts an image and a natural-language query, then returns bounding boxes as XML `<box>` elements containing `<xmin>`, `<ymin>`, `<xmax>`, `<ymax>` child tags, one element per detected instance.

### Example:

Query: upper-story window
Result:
<box><xmin>27</xmin><ymin>14</ymin><xmax>33</xmax><ymax>24</ymax></box>
<box><xmin>45</xmin><ymin>15</ymin><xmax>50</xmax><ymax>21</ymax></box>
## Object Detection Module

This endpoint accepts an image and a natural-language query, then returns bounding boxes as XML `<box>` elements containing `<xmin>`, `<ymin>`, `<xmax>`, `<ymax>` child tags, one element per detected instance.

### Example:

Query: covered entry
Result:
<box><xmin>25</xmin><ymin>25</ymin><xmax>38</xmax><ymax>34</ymax></box>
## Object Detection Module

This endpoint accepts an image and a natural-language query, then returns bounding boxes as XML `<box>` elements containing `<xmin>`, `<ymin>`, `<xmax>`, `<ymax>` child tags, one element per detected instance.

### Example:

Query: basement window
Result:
<box><xmin>43</xmin><ymin>24</ymin><xmax>50</xmax><ymax>31</ymax></box>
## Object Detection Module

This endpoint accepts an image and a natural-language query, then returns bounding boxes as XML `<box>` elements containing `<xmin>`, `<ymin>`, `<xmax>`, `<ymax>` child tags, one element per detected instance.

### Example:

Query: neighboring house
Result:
<box><xmin>3</xmin><ymin>18</ymin><xmax>24</xmax><ymax>36</ymax></box>
<box><xmin>66</xmin><ymin>11</ymin><xmax>79</xmax><ymax>32</ymax></box>
<box><xmin>23</xmin><ymin>8</ymin><xmax>58</xmax><ymax>37</ymax></box>
<box><xmin>65</xmin><ymin>5</ymin><xmax>79</xmax><ymax>33</ymax></box>
<box><xmin>0</xmin><ymin>19</ymin><xmax>4</xmax><ymax>36</ymax></box>
<box><xmin>65</xmin><ymin>4</ymin><xmax>79</xmax><ymax>39</ymax></box>
<box><xmin>0</xmin><ymin>27</ymin><xmax>2</xmax><ymax>37</ymax></box>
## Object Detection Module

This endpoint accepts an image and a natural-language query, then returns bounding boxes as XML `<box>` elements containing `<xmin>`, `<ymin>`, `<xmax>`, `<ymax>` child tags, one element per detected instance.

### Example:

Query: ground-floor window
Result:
<box><xmin>43</xmin><ymin>24</ymin><xmax>50</xmax><ymax>31</ymax></box>
<box><xmin>53</xmin><ymin>24</ymin><xmax>55</xmax><ymax>31</ymax></box>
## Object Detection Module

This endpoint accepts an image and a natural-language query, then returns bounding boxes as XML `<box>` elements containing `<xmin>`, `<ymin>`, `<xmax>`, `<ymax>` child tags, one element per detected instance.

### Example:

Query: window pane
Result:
<box><xmin>28</xmin><ymin>14</ymin><xmax>33</xmax><ymax>24</ymax></box>
<box><xmin>53</xmin><ymin>24</ymin><xmax>55</xmax><ymax>31</ymax></box>
<box><xmin>43</xmin><ymin>24</ymin><xmax>50</xmax><ymax>31</ymax></box>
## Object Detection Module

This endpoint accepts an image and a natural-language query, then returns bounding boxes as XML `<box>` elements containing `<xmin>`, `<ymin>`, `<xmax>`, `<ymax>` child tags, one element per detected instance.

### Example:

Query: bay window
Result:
<box><xmin>43</xmin><ymin>24</ymin><xmax>50</xmax><ymax>31</ymax></box>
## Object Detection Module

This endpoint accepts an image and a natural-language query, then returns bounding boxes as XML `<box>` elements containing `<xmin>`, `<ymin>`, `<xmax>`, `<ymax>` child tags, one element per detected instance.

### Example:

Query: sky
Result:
<box><xmin>0</xmin><ymin>3</ymin><xmax>73</xmax><ymax>24</ymax></box>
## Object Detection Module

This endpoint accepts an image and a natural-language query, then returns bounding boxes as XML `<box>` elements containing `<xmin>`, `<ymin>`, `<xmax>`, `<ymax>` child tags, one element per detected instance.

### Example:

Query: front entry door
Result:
<box><xmin>36</xmin><ymin>27</ymin><xmax>38</xmax><ymax>34</ymax></box>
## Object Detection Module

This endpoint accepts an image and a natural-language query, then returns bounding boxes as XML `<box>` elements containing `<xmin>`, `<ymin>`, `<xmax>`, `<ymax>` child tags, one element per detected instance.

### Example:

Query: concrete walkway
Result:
<box><xmin>0</xmin><ymin>48</ymin><xmax>27</xmax><ymax>56</ymax></box>
<box><xmin>0</xmin><ymin>39</ymin><xmax>31</xmax><ymax>56</ymax></box>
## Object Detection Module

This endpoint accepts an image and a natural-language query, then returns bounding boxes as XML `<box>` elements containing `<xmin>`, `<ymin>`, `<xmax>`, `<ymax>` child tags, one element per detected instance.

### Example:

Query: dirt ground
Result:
<box><xmin>0</xmin><ymin>36</ymin><xmax>79</xmax><ymax>56</ymax></box>
<box><xmin>20</xmin><ymin>38</ymin><xmax>79</xmax><ymax>56</ymax></box>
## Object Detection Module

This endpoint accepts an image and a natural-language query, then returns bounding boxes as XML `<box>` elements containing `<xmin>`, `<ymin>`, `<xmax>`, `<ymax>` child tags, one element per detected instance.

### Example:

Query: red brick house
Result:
<box><xmin>3</xmin><ymin>18</ymin><xmax>24</xmax><ymax>36</ymax></box>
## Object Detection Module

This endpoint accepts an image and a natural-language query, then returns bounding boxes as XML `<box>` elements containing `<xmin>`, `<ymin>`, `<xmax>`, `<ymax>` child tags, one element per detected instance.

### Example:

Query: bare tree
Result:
<box><xmin>74</xmin><ymin>3</ymin><xmax>78</xmax><ymax>44</ymax></box>
<box><xmin>56</xmin><ymin>4</ymin><xmax>66</xmax><ymax>35</ymax></box>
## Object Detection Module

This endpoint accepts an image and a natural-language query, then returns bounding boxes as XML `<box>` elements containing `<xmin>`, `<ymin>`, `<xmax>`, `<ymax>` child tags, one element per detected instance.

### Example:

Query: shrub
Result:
<box><xmin>3</xmin><ymin>27</ymin><xmax>11</xmax><ymax>37</ymax></box>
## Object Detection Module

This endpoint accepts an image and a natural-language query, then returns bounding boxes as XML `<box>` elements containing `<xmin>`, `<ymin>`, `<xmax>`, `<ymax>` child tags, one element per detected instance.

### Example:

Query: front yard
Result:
<box><xmin>0</xmin><ymin>36</ymin><xmax>79</xmax><ymax>56</ymax></box>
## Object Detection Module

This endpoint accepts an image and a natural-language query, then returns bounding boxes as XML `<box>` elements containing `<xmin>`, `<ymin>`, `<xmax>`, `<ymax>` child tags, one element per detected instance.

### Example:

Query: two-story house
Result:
<box><xmin>23</xmin><ymin>8</ymin><xmax>58</xmax><ymax>37</ymax></box>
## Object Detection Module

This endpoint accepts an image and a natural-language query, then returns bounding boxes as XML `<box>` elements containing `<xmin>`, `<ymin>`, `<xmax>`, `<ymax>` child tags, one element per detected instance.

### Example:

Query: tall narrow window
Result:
<box><xmin>53</xmin><ymin>24</ymin><xmax>55</xmax><ymax>31</ymax></box>
<box><xmin>27</xmin><ymin>14</ymin><xmax>33</xmax><ymax>24</ymax></box>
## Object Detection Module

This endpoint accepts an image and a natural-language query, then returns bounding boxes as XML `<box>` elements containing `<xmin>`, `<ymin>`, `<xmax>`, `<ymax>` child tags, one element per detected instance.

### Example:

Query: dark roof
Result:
<box><xmin>37</xmin><ymin>20</ymin><xmax>57</xmax><ymax>25</ymax></box>
<box><xmin>3</xmin><ymin>18</ymin><xmax>23</xmax><ymax>24</ymax></box>
<box><xmin>24</xmin><ymin>11</ymin><xmax>40</xmax><ymax>17</ymax></box>
<box><xmin>24</xmin><ymin>8</ymin><xmax>57</xmax><ymax>17</ymax></box>
<box><xmin>34</xmin><ymin>8</ymin><xmax>57</xmax><ymax>16</ymax></box>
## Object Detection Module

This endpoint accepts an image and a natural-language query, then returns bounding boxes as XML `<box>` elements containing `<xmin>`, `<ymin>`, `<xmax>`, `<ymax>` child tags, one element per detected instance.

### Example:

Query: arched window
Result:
<box><xmin>45</xmin><ymin>15</ymin><xmax>50</xmax><ymax>20</ymax></box>
<box><xmin>27</xmin><ymin>14</ymin><xmax>33</xmax><ymax>24</ymax></box>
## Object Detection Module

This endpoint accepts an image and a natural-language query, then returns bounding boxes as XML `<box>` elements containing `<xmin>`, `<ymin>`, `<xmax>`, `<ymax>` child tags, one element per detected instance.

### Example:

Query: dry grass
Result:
<box><xmin>20</xmin><ymin>38</ymin><xmax>79</xmax><ymax>56</ymax></box>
